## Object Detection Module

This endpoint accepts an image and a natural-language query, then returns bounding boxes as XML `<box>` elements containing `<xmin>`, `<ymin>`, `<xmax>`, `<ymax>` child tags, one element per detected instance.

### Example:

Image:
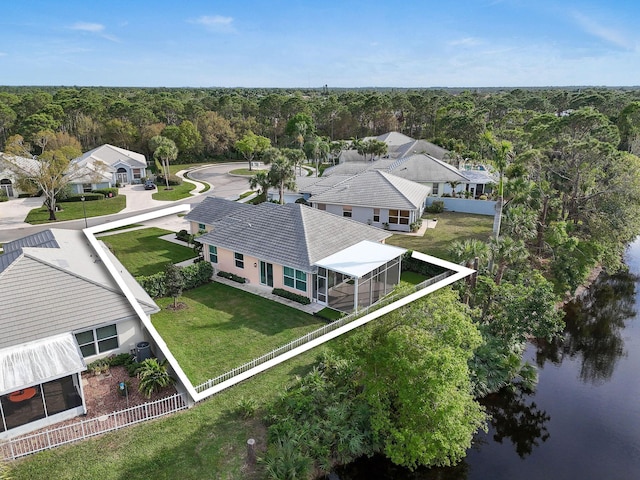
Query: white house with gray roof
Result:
<box><xmin>308</xmin><ymin>170</ymin><xmax>431</xmax><ymax>232</ymax></box>
<box><xmin>70</xmin><ymin>144</ymin><xmax>149</xmax><ymax>193</ymax></box>
<box><xmin>186</xmin><ymin>198</ymin><xmax>406</xmax><ymax>312</ymax></box>
<box><xmin>0</xmin><ymin>229</ymin><xmax>159</xmax><ymax>438</ymax></box>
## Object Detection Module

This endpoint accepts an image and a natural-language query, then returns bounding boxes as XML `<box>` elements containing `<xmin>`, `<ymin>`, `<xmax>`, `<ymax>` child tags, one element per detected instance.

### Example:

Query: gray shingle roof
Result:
<box><xmin>0</xmin><ymin>229</ymin><xmax>159</xmax><ymax>349</ymax></box>
<box><xmin>387</xmin><ymin>154</ymin><xmax>470</xmax><ymax>183</ymax></box>
<box><xmin>185</xmin><ymin>196</ymin><xmax>253</xmax><ymax>225</ymax></box>
<box><xmin>198</xmin><ymin>201</ymin><xmax>390</xmax><ymax>272</ymax></box>
<box><xmin>4</xmin><ymin>230</ymin><xmax>59</xmax><ymax>252</ymax></box>
<box><xmin>72</xmin><ymin>144</ymin><xmax>147</xmax><ymax>169</ymax></box>
<box><xmin>309</xmin><ymin>170</ymin><xmax>431</xmax><ymax>210</ymax></box>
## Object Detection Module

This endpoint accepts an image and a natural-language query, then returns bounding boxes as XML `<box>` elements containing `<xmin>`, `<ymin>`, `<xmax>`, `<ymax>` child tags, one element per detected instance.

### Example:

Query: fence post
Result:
<box><xmin>247</xmin><ymin>438</ymin><xmax>256</xmax><ymax>465</ymax></box>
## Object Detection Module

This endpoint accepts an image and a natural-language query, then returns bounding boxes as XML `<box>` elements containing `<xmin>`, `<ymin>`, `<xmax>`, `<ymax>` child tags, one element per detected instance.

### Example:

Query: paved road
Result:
<box><xmin>0</xmin><ymin>163</ymin><xmax>253</xmax><ymax>244</ymax></box>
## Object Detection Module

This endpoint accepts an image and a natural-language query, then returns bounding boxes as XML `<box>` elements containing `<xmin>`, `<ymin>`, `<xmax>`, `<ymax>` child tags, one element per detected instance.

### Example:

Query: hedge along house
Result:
<box><xmin>308</xmin><ymin>170</ymin><xmax>431</xmax><ymax>232</ymax></box>
<box><xmin>69</xmin><ymin>144</ymin><xmax>149</xmax><ymax>193</ymax></box>
<box><xmin>186</xmin><ymin>197</ymin><xmax>406</xmax><ymax>312</ymax></box>
<box><xmin>0</xmin><ymin>229</ymin><xmax>159</xmax><ymax>438</ymax></box>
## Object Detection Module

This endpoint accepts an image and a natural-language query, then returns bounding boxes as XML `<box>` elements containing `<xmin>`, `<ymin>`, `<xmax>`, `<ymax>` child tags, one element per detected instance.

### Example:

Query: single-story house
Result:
<box><xmin>69</xmin><ymin>144</ymin><xmax>149</xmax><ymax>193</ymax></box>
<box><xmin>0</xmin><ymin>229</ymin><xmax>159</xmax><ymax>438</ymax></box>
<box><xmin>308</xmin><ymin>170</ymin><xmax>431</xmax><ymax>232</ymax></box>
<box><xmin>186</xmin><ymin>197</ymin><xmax>406</xmax><ymax>312</ymax></box>
<box><xmin>0</xmin><ymin>153</ymin><xmax>43</xmax><ymax>199</ymax></box>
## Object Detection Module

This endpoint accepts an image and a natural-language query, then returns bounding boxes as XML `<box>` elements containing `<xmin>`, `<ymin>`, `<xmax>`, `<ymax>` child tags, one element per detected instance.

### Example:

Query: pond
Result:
<box><xmin>333</xmin><ymin>239</ymin><xmax>640</xmax><ymax>479</ymax></box>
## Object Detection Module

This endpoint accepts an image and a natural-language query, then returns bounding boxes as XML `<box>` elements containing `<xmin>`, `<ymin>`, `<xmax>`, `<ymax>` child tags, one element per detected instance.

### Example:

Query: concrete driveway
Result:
<box><xmin>0</xmin><ymin>196</ymin><xmax>45</xmax><ymax>228</ymax></box>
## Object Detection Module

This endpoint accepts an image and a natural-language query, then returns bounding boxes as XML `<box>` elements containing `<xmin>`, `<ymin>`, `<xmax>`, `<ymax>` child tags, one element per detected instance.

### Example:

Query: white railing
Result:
<box><xmin>1</xmin><ymin>392</ymin><xmax>188</xmax><ymax>461</ymax></box>
<box><xmin>195</xmin><ymin>271</ymin><xmax>453</xmax><ymax>392</ymax></box>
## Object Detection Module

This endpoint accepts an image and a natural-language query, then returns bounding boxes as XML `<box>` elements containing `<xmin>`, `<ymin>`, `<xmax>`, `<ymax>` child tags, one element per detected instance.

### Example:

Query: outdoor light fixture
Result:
<box><xmin>80</xmin><ymin>195</ymin><xmax>88</xmax><ymax>228</ymax></box>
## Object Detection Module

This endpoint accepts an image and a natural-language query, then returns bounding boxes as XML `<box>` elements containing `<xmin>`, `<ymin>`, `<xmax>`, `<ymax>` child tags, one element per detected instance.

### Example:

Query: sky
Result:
<box><xmin>1</xmin><ymin>0</ymin><xmax>639</xmax><ymax>88</ymax></box>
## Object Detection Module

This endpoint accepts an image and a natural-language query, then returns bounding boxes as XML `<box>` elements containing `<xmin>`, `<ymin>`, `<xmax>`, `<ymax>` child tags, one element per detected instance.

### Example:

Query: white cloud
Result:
<box><xmin>449</xmin><ymin>37</ymin><xmax>483</xmax><ymax>47</ymax></box>
<box><xmin>70</xmin><ymin>22</ymin><xmax>105</xmax><ymax>33</ymax></box>
<box><xmin>571</xmin><ymin>11</ymin><xmax>636</xmax><ymax>51</ymax></box>
<box><xmin>190</xmin><ymin>15</ymin><xmax>235</xmax><ymax>33</ymax></box>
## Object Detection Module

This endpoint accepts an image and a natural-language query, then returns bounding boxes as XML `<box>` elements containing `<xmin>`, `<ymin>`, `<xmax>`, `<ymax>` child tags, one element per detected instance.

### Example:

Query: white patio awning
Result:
<box><xmin>0</xmin><ymin>333</ymin><xmax>86</xmax><ymax>395</ymax></box>
<box><xmin>314</xmin><ymin>240</ymin><xmax>406</xmax><ymax>278</ymax></box>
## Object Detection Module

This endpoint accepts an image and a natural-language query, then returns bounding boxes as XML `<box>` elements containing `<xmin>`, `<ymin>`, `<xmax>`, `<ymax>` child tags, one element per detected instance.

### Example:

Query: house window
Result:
<box><xmin>343</xmin><ymin>206</ymin><xmax>352</xmax><ymax>218</ymax></box>
<box><xmin>317</xmin><ymin>203</ymin><xmax>326</xmax><ymax>210</ymax></box>
<box><xmin>198</xmin><ymin>223</ymin><xmax>206</xmax><ymax>231</ymax></box>
<box><xmin>235</xmin><ymin>252</ymin><xmax>244</xmax><ymax>269</ymax></box>
<box><xmin>432</xmin><ymin>183</ymin><xmax>439</xmax><ymax>195</ymax></box>
<box><xmin>132</xmin><ymin>168</ymin><xmax>142</xmax><ymax>179</ymax></box>
<box><xmin>373</xmin><ymin>208</ymin><xmax>380</xmax><ymax>222</ymax></box>
<box><xmin>209</xmin><ymin>245</ymin><xmax>218</xmax><ymax>263</ymax></box>
<box><xmin>389</xmin><ymin>210</ymin><xmax>410</xmax><ymax>225</ymax></box>
<box><xmin>82</xmin><ymin>183</ymin><xmax>92</xmax><ymax>193</ymax></box>
<box><xmin>284</xmin><ymin>266</ymin><xmax>307</xmax><ymax>292</ymax></box>
<box><xmin>75</xmin><ymin>324</ymin><xmax>119</xmax><ymax>357</ymax></box>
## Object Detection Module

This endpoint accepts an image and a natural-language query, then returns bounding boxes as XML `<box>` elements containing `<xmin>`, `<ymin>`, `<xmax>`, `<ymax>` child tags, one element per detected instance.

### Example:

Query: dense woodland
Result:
<box><xmin>4</xmin><ymin>86</ymin><xmax>640</xmax><ymax>477</ymax></box>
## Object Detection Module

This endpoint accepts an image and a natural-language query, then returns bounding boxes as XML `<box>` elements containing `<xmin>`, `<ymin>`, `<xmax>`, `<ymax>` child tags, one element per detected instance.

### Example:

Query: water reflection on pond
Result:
<box><xmin>333</xmin><ymin>242</ymin><xmax>640</xmax><ymax>479</ymax></box>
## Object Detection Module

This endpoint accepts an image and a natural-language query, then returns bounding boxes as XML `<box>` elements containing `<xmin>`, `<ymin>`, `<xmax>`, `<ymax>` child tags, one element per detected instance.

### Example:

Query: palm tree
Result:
<box><xmin>248</xmin><ymin>170</ymin><xmax>271</xmax><ymax>199</ymax></box>
<box><xmin>489</xmin><ymin>236</ymin><xmax>528</xmax><ymax>285</ymax></box>
<box><xmin>449</xmin><ymin>239</ymin><xmax>490</xmax><ymax>269</ymax></box>
<box><xmin>153</xmin><ymin>139</ymin><xmax>178</xmax><ymax>190</ymax></box>
<box><xmin>281</xmin><ymin>147</ymin><xmax>306</xmax><ymax>176</ymax></box>
<box><xmin>268</xmin><ymin>153</ymin><xmax>296</xmax><ymax>204</ymax></box>
<box><xmin>483</xmin><ymin>131</ymin><xmax>513</xmax><ymax>239</ymax></box>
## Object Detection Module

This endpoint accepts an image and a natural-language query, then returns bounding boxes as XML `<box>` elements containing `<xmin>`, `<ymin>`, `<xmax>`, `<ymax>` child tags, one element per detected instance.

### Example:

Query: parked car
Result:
<box><xmin>144</xmin><ymin>180</ymin><xmax>156</xmax><ymax>190</ymax></box>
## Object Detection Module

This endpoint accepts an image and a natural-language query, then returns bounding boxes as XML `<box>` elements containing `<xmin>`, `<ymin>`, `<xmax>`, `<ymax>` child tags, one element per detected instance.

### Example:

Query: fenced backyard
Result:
<box><xmin>195</xmin><ymin>270</ymin><xmax>453</xmax><ymax>392</ymax></box>
<box><xmin>1</xmin><ymin>393</ymin><xmax>188</xmax><ymax>461</ymax></box>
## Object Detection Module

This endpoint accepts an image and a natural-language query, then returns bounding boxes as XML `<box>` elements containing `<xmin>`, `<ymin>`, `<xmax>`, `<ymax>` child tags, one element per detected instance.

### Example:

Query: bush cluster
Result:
<box><xmin>402</xmin><ymin>250</ymin><xmax>447</xmax><ymax>277</ymax></box>
<box><xmin>65</xmin><ymin>193</ymin><xmax>104</xmax><ymax>202</ymax></box>
<box><xmin>155</xmin><ymin>174</ymin><xmax>183</xmax><ymax>186</ymax></box>
<box><xmin>0</xmin><ymin>190</ymin><xmax>8</xmax><ymax>202</ymax></box>
<box><xmin>92</xmin><ymin>187</ymin><xmax>119</xmax><ymax>198</ymax></box>
<box><xmin>217</xmin><ymin>271</ymin><xmax>246</xmax><ymax>283</ymax></box>
<box><xmin>136</xmin><ymin>261</ymin><xmax>213</xmax><ymax>298</ymax></box>
<box><xmin>425</xmin><ymin>200</ymin><xmax>445</xmax><ymax>213</ymax></box>
<box><xmin>176</xmin><ymin>229</ymin><xmax>193</xmax><ymax>243</ymax></box>
<box><xmin>272</xmin><ymin>288</ymin><xmax>311</xmax><ymax>305</ymax></box>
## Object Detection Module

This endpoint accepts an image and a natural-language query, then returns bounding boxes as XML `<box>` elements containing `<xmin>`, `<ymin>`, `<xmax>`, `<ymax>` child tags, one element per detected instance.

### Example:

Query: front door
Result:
<box><xmin>260</xmin><ymin>261</ymin><xmax>273</xmax><ymax>287</ymax></box>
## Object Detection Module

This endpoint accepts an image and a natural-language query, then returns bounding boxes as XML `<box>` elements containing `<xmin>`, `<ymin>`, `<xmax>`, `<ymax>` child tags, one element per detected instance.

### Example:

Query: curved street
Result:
<box><xmin>0</xmin><ymin>162</ymin><xmax>252</xmax><ymax>243</ymax></box>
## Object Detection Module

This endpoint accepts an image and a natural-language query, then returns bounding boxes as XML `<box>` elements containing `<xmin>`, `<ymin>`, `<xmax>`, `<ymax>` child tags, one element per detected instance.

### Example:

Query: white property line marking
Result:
<box><xmin>84</xmin><ymin>206</ymin><xmax>475</xmax><ymax>404</ymax></box>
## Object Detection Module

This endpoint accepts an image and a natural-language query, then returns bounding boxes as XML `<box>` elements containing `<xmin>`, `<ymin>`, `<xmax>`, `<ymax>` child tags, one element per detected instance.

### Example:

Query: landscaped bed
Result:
<box><xmin>151</xmin><ymin>282</ymin><xmax>326</xmax><ymax>386</ymax></box>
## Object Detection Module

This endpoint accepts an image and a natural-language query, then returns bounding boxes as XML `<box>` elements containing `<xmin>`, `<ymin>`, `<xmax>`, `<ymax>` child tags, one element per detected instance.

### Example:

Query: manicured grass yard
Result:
<box><xmin>151</xmin><ymin>181</ymin><xmax>194</xmax><ymax>201</ymax></box>
<box><xmin>152</xmin><ymin>282</ymin><xmax>325</xmax><ymax>385</ymax></box>
<box><xmin>25</xmin><ymin>196</ymin><xmax>126</xmax><ymax>224</ymax></box>
<box><xmin>388</xmin><ymin>211</ymin><xmax>494</xmax><ymax>260</ymax></box>
<box><xmin>101</xmin><ymin>227</ymin><xmax>195</xmax><ymax>276</ymax></box>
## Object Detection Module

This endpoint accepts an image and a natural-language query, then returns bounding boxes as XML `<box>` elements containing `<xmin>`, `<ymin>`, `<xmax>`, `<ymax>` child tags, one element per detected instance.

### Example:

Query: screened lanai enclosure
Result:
<box><xmin>313</xmin><ymin>241</ymin><xmax>406</xmax><ymax>312</ymax></box>
<box><xmin>0</xmin><ymin>334</ymin><xmax>86</xmax><ymax>437</ymax></box>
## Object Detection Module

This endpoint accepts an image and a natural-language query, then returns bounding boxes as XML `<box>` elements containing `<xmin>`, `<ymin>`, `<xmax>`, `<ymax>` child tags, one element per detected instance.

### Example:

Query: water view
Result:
<box><xmin>335</xmin><ymin>239</ymin><xmax>640</xmax><ymax>479</ymax></box>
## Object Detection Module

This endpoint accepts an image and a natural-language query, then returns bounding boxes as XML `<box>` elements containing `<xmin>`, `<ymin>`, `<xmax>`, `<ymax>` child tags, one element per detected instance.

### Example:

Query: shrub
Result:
<box><xmin>176</xmin><ymin>229</ymin><xmax>191</xmax><ymax>242</ymax></box>
<box><xmin>217</xmin><ymin>271</ymin><xmax>246</xmax><ymax>283</ymax></box>
<box><xmin>410</xmin><ymin>219</ymin><xmax>423</xmax><ymax>232</ymax></box>
<box><xmin>402</xmin><ymin>250</ymin><xmax>448</xmax><ymax>277</ymax></box>
<box><xmin>425</xmin><ymin>200</ymin><xmax>444</xmax><ymax>213</ymax></box>
<box><xmin>155</xmin><ymin>174</ymin><xmax>183</xmax><ymax>186</ymax></box>
<box><xmin>272</xmin><ymin>288</ymin><xmax>311</xmax><ymax>305</ymax></box>
<box><xmin>0</xmin><ymin>190</ymin><xmax>8</xmax><ymax>202</ymax></box>
<box><xmin>109</xmin><ymin>352</ymin><xmax>135</xmax><ymax>366</ymax></box>
<box><xmin>66</xmin><ymin>193</ymin><xmax>104</xmax><ymax>202</ymax></box>
<box><xmin>137</xmin><ymin>358</ymin><xmax>175</xmax><ymax>398</ymax></box>
<box><xmin>479</xmin><ymin>194</ymin><xmax>488</xmax><ymax>200</ymax></box>
<box><xmin>93</xmin><ymin>187</ymin><xmax>119</xmax><ymax>198</ymax></box>
<box><xmin>136</xmin><ymin>261</ymin><xmax>213</xmax><ymax>298</ymax></box>
<box><xmin>87</xmin><ymin>358</ymin><xmax>110</xmax><ymax>375</ymax></box>
<box><xmin>126</xmin><ymin>360</ymin><xmax>143</xmax><ymax>377</ymax></box>
<box><xmin>182</xmin><ymin>261</ymin><xmax>213</xmax><ymax>289</ymax></box>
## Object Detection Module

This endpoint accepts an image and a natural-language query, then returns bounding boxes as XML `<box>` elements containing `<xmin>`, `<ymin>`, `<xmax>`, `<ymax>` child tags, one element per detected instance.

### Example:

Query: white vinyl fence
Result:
<box><xmin>1</xmin><ymin>392</ymin><xmax>188</xmax><ymax>461</ymax></box>
<box><xmin>195</xmin><ymin>271</ymin><xmax>453</xmax><ymax>393</ymax></box>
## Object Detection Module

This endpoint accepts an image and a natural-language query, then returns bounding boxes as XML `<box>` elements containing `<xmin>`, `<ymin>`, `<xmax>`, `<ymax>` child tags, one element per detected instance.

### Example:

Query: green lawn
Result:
<box><xmin>25</xmin><ymin>196</ymin><xmax>126</xmax><ymax>224</ymax></box>
<box><xmin>152</xmin><ymin>282</ymin><xmax>325</xmax><ymax>385</ymax></box>
<box><xmin>151</xmin><ymin>181</ymin><xmax>194</xmax><ymax>201</ymax></box>
<box><xmin>101</xmin><ymin>227</ymin><xmax>195</xmax><ymax>276</ymax></box>
<box><xmin>388</xmin><ymin>211</ymin><xmax>494</xmax><ymax>260</ymax></box>
<box><xmin>228</xmin><ymin>167</ymin><xmax>256</xmax><ymax>176</ymax></box>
